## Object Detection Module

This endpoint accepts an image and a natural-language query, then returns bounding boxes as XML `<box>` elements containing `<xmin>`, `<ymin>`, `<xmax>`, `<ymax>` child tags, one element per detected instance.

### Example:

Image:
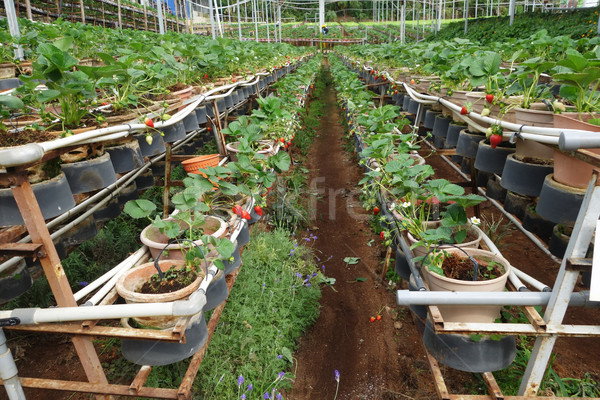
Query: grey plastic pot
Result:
<box><xmin>474</xmin><ymin>141</ymin><xmax>515</xmax><ymax>175</ymax></box>
<box><xmin>248</xmin><ymin>206</ymin><xmax>261</xmax><ymax>225</ymax></box>
<box><xmin>134</xmin><ymin>170</ymin><xmax>156</xmax><ymax>190</ymax></box>
<box><xmin>161</xmin><ymin>121</ymin><xmax>186</xmax><ymax>143</ymax></box>
<box><xmin>196</xmin><ymin>106</ymin><xmax>208</xmax><ymax>124</ymax></box>
<box><xmin>204</xmin><ymin>269</ymin><xmax>228</xmax><ymax>311</ymax></box>
<box><xmin>522</xmin><ymin>203</ymin><xmax>555</xmax><ymax>242</ymax></box>
<box><xmin>432</xmin><ymin>115</ymin><xmax>451</xmax><ymax>138</ymax></box>
<box><xmin>0</xmin><ymin>259</ymin><xmax>32</xmax><ymax>305</ymax></box>
<box><xmin>224</xmin><ymin>94</ymin><xmax>233</xmax><ymax>109</ymax></box>
<box><xmin>536</xmin><ymin>174</ymin><xmax>586</xmax><ymax>225</ymax></box>
<box><xmin>0</xmin><ymin>172</ymin><xmax>76</xmax><ymax>227</ymax></box>
<box><xmin>135</xmin><ymin>132</ymin><xmax>166</xmax><ymax>157</ymax></box>
<box><xmin>423</xmin><ymin>318</ymin><xmax>516</xmax><ymax>373</ymax></box>
<box><xmin>503</xmin><ymin>191</ymin><xmax>533</xmax><ymax>220</ymax></box>
<box><xmin>402</xmin><ymin>95</ymin><xmax>411</xmax><ymax>111</ymax></box>
<box><xmin>500</xmin><ymin>154</ymin><xmax>553</xmax><ymax>197</ymax></box>
<box><xmin>121</xmin><ymin>313</ymin><xmax>207</xmax><ymax>366</ymax></box>
<box><xmin>105</xmin><ymin>141</ymin><xmax>144</xmax><ymax>173</ymax></box>
<box><xmin>0</xmin><ymin>78</ymin><xmax>22</xmax><ymax>90</ymax></box>
<box><xmin>423</xmin><ymin>110</ymin><xmax>441</xmax><ymax>130</ymax></box>
<box><xmin>223</xmin><ymin>240</ymin><xmax>242</xmax><ymax>275</ymax></box>
<box><xmin>61</xmin><ymin>152</ymin><xmax>117</xmax><ymax>195</ymax></box>
<box><xmin>445</xmin><ymin>123</ymin><xmax>464</xmax><ymax>147</ymax></box>
<box><xmin>237</xmin><ymin>220</ymin><xmax>250</xmax><ymax>246</ymax></box>
<box><xmin>456</xmin><ymin>130</ymin><xmax>485</xmax><ymax>158</ymax></box>
<box><xmin>394</xmin><ymin>248</ymin><xmax>410</xmax><ymax>280</ymax></box>
<box><xmin>486</xmin><ymin>176</ymin><xmax>507</xmax><ymax>203</ymax></box>
<box><xmin>182</xmin><ymin>112</ymin><xmax>199</xmax><ymax>133</ymax></box>
<box><xmin>93</xmin><ymin>196</ymin><xmax>121</xmax><ymax>222</ymax></box>
<box><xmin>117</xmin><ymin>182</ymin><xmax>139</xmax><ymax>205</ymax></box>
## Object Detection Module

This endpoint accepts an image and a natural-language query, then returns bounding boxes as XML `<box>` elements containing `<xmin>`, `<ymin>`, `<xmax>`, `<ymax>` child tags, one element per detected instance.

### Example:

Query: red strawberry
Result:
<box><xmin>144</xmin><ymin>117</ymin><xmax>154</xmax><ymax>128</ymax></box>
<box><xmin>376</xmin><ymin>315</ymin><xmax>382</xmax><ymax>321</ymax></box>
<box><xmin>380</xmin><ymin>231</ymin><xmax>385</xmax><ymax>239</ymax></box>
<box><xmin>254</xmin><ymin>205</ymin><xmax>263</xmax><ymax>216</ymax></box>
<box><xmin>207</xmin><ymin>126</ymin><xmax>211</xmax><ymax>131</ymax></box>
<box><xmin>287</xmin><ymin>141</ymin><xmax>292</xmax><ymax>146</ymax></box>
<box><xmin>241</xmin><ymin>210</ymin><xmax>251</xmax><ymax>220</ymax></box>
<box><xmin>370</xmin><ymin>316</ymin><xmax>376</xmax><ymax>322</ymax></box>
<box><xmin>232</xmin><ymin>78</ymin><xmax>236</xmax><ymax>83</ymax></box>
<box><xmin>204</xmin><ymin>74</ymin><xmax>208</xmax><ymax>79</ymax></box>
<box><xmin>280</xmin><ymin>137</ymin><xmax>285</xmax><ymax>143</ymax></box>
<box><xmin>486</xmin><ymin>94</ymin><xmax>494</xmax><ymax>103</ymax></box>
<box><xmin>101</xmin><ymin>101</ymin><xmax>109</xmax><ymax>106</ymax></box>
<box><xmin>373</xmin><ymin>206</ymin><xmax>380</xmax><ymax>215</ymax></box>
<box><xmin>460</xmin><ymin>106</ymin><xmax>468</xmax><ymax>115</ymax></box>
<box><xmin>233</xmin><ymin>205</ymin><xmax>243</xmax><ymax>216</ymax></box>
<box><xmin>490</xmin><ymin>134</ymin><xmax>502</xmax><ymax>149</ymax></box>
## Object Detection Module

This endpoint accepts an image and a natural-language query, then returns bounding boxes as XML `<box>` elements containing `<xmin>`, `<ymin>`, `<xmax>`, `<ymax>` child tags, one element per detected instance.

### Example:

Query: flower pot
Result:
<box><xmin>60</xmin><ymin>152</ymin><xmax>117</xmax><ymax>194</ymax></box>
<box><xmin>181</xmin><ymin>154</ymin><xmax>221</xmax><ymax>175</ymax></box>
<box><xmin>134</xmin><ymin>132</ymin><xmax>166</xmax><ymax>157</ymax></box>
<box><xmin>514</xmin><ymin>137</ymin><xmax>554</xmax><ymax>161</ymax></box>
<box><xmin>515</xmin><ymin>105</ymin><xmax>554</xmax><ymax>128</ymax></box>
<box><xmin>500</xmin><ymin>154</ymin><xmax>553</xmax><ymax>197</ymax></box>
<box><xmin>535</xmin><ymin>174</ymin><xmax>586</xmax><ymax>225</ymax></box>
<box><xmin>223</xmin><ymin>240</ymin><xmax>242</xmax><ymax>275</ymax></box>
<box><xmin>204</xmin><ymin>269</ymin><xmax>229</xmax><ymax>311</ymax></box>
<box><xmin>161</xmin><ymin>121</ymin><xmax>186</xmax><ymax>143</ymax></box>
<box><xmin>407</xmin><ymin>221</ymin><xmax>483</xmax><ymax>258</ymax></box>
<box><xmin>0</xmin><ymin>172</ymin><xmax>76</xmax><ymax>227</ymax></box>
<box><xmin>522</xmin><ymin>203</ymin><xmax>554</xmax><ymax>242</ymax></box>
<box><xmin>182</xmin><ymin>112</ymin><xmax>199</xmax><ymax>133</ymax></box>
<box><xmin>105</xmin><ymin>140</ymin><xmax>144</xmax><ymax>173</ymax></box>
<box><xmin>0</xmin><ymin>78</ymin><xmax>22</xmax><ymax>92</ymax></box>
<box><xmin>423</xmin><ymin>110</ymin><xmax>441</xmax><ymax>130</ymax></box>
<box><xmin>116</xmin><ymin>259</ymin><xmax>204</xmax><ymax>329</ymax></box>
<box><xmin>432</xmin><ymin>115</ymin><xmax>451</xmax><ymax>138</ymax></box>
<box><xmin>423</xmin><ymin>247</ymin><xmax>511</xmax><ymax>323</ymax></box>
<box><xmin>196</xmin><ymin>105</ymin><xmax>208</xmax><ymax>124</ymax></box>
<box><xmin>120</xmin><ymin>312</ymin><xmax>207</xmax><ymax>366</ymax></box>
<box><xmin>225</xmin><ymin>141</ymin><xmax>274</xmax><ymax>162</ymax></box>
<box><xmin>486</xmin><ymin>175</ymin><xmax>507</xmax><ymax>203</ymax></box>
<box><xmin>553</xmin><ymin>113</ymin><xmax>600</xmax><ymax>188</ymax></box>
<box><xmin>0</xmin><ymin>63</ymin><xmax>16</xmax><ymax>79</ymax></box>
<box><xmin>236</xmin><ymin>219</ymin><xmax>250</xmax><ymax>246</ymax></box>
<box><xmin>456</xmin><ymin>130</ymin><xmax>485</xmax><ymax>158</ymax></box>
<box><xmin>140</xmin><ymin>216</ymin><xmax>228</xmax><ymax>261</ymax></box>
<box><xmin>445</xmin><ymin>123</ymin><xmax>464</xmax><ymax>147</ymax></box>
<box><xmin>474</xmin><ymin>141</ymin><xmax>515</xmax><ymax>175</ymax></box>
<box><xmin>134</xmin><ymin>170</ymin><xmax>156</xmax><ymax>190</ymax></box>
<box><xmin>0</xmin><ymin>259</ymin><xmax>33</xmax><ymax>304</ymax></box>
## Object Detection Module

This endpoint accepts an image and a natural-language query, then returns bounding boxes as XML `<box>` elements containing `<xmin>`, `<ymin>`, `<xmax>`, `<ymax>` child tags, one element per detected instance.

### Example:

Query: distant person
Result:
<box><xmin>322</xmin><ymin>25</ymin><xmax>328</xmax><ymax>35</ymax></box>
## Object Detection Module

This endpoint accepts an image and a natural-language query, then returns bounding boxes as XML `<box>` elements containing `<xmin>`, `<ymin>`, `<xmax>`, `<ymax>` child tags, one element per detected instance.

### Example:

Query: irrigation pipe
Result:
<box><xmin>396</xmin><ymin>290</ymin><xmax>599</xmax><ymax>307</ymax></box>
<box><xmin>74</xmin><ymin>246</ymin><xmax>149</xmax><ymax>303</ymax></box>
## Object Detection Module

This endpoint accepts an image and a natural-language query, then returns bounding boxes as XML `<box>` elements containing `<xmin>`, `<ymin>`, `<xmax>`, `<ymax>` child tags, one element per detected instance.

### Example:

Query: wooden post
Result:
<box><xmin>143</xmin><ymin>2</ymin><xmax>148</xmax><ymax>30</ymax></box>
<box><xmin>9</xmin><ymin>172</ymin><xmax>111</xmax><ymax>400</ymax></box>
<box><xmin>174</xmin><ymin>0</ymin><xmax>180</xmax><ymax>32</ymax></box>
<box><xmin>101</xmin><ymin>0</ymin><xmax>106</xmax><ymax>27</ymax></box>
<box><xmin>80</xmin><ymin>0</ymin><xmax>86</xmax><ymax>22</ymax></box>
<box><xmin>117</xmin><ymin>0</ymin><xmax>122</xmax><ymax>28</ymax></box>
<box><xmin>24</xmin><ymin>0</ymin><xmax>33</xmax><ymax>20</ymax></box>
<box><xmin>163</xmin><ymin>143</ymin><xmax>173</xmax><ymax>218</ymax></box>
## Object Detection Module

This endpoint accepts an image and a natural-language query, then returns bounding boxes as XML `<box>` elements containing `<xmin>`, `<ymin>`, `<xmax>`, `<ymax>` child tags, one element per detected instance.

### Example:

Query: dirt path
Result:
<box><xmin>288</xmin><ymin>64</ymin><xmax>444</xmax><ymax>400</ymax></box>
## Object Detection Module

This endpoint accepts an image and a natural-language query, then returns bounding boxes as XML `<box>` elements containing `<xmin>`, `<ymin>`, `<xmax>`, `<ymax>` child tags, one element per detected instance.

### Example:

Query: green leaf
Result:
<box><xmin>37</xmin><ymin>89</ymin><xmax>61</xmax><ymax>103</ymax></box>
<box><xmin>281</xmin><ymin>347</ymin><xmax>293</xmax><ymax>363</ymax></box>
<box><xmin>218</xmin><ymin>181</ymin><xmax>239</xmax><ymax>196</ymax></box>
<box><xmin>270</xmin><ymin>151</ymin><xmax>291</xmax><ymax>172</ymax></box>
<box><xmin>0</xmin><ymin>95</ymin><xmax>24</xmax><ymax>109</ymax></box>
<box><xmin>123</xmin><ymin>199</ymin><xmax>156</xmax><ymax>219</ymax></box>
<box><xmin>343</xmin><ymin>257</ymin><xmax>360</xmax><ymax>265</ymax></box>
<box><xmin>355</xmin><ymin>277</ymin><xmax>367</xmax><ymax>282</ymax></box>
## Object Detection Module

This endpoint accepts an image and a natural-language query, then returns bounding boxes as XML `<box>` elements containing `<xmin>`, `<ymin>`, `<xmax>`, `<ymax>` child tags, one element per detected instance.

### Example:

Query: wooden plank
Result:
<box><xmin>425</xmin><ymin>350</ymin><xmax>451</xmax><ymax>400</ymax></box>
<box><xmin>0</xmin><ymin>225</ymin><xmax>26</xmax><ymax>245</ymax></box>
<box><xmin>482</xmin><ymin>372</ymin><xmax>504</xmax><ymax>400</ymax></box>
<box><xmin>129</xmin><ymin>365</ymin><xmax>152</xmax><ymax>394</ymax></box>
<box><xmin>0</xmin><ymin>377</ymin><xmax>177</xmax><ymax>399</ymax></box>
<box><xmin>5</xmin><ymin>323</ymin><xmax>184</xmax><ymax>342</ymax></box>
<box><xmin>0</xmin><ymin>242</ymin><xmax>43</xmax><ymax>257</ymax></box>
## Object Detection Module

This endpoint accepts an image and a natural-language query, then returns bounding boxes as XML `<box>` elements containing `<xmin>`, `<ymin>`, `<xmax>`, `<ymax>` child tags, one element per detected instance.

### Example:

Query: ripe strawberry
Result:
<box><xmin>460</xmin><ymin>106</ymin><xmax>468</xmax><ymax>115</ymax></box>
<box><xmin>280</xmin><ymin>137</ymin><xmax>285</xmax><ymax>143</ymax></box>
<box><xmin>410</xmin><ymin>79</ymin><xmax>415</xmax><ymax>84</ymax></box>
<box><xmin>370</xmin><ymin>316</ymin><xmax>376</xmax><ymax>322</ymax></box>
<box><xmin>241</xmin><ymin>210</ymin><xmax>251</xmax><ymax>220</ymax></box>
<box><xmin>144</xmin><ymin>117</ymin><xmax>154</xmax><ymax>128</ymax></box>
<box><xmin>203</xmin><ymin>73</ymin><xmax>208</xmax><ymax>79</ymax></box>
<box><xmin>490</xmin><ymin>134</ymin><xmax>502</xmax><ymax>149</ymax></box>
<box><xmin>254</xmin><ymin>205</ymin><xmax>263</xmax><ymax>216</ymax></box>
<box><xmin>207</xmin><ymin>126</ymin><xmax>212</xmax><ymax>131</ymax></box>
<box><xmin>232</xmin><ymin>78</ymin><xmax>236</xmax><ymax>83</ymax></box>
<box><xmin>145</xmin><ymin>135</ymin><xmax>153</xmax><ymax>146</ymax></box>
<box><xmin>287</xmin><ymin>141</ymin><xmax>292</xmax><ymax>146</ymax></box>
<box><xmin>380</xmin><ymin>231</ymin><xmax>385</xmax><ymax>239</ymax></box>
<box><xmin>376</xmin><ymin>315</ymin><xmax>382</xmax><ymax>321</ymax></box>
<box><xmin>233</xmin><ymin>205</ymin><xmax>243</xmax><ymax>216</ymax></box>
<box><xmin>373</xmin><ymin>206</ymin><xmax>380</xmax><ymax>216</ymax></box>
<box><xmin>101</xmin><ymin>101</ymin><xmax>109</xmax><ymax>106</ymax></box>
<box><xmin>485</xmin><ymin>94</ymin><xmax>494</xmax><ymax>103</ymax></box>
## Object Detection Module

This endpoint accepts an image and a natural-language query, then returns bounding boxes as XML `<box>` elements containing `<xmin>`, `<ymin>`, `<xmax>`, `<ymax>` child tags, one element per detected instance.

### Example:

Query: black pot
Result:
<box><xmin>522</xmin><ymin>203</ymin><xmax>555</xmax><ymax>242</ymax></box>
<box><xmin>161</xmin><ymin>121</ymin><xmax>186</xmax><ymax>143</ymax></box>
<box><xmin>423</xmin><ymin>110</ymin><xmax>441</xmax><ymax>130</ymax></box>
<box><xmin>61</xmin><ymin>152</ymin><xmax>117</xmax><ymax>195</ymax></box>
<box><xmin>0</xmin><ymin>259</ymin><xmax>32</xmax><ymax>305</ymax></box>
<box><xmin>503</xmin><ymin>191</ymin><xmax>534</xmax><ymax>220</ymax></box>
<box><xmin>474</xmin><ymin>141</ymin><xmax>515</xmax><ymax>175</ymax></box>
<box><xmin>456</xmin><ymin>130</ymin><xmax>485</xmax><ymax>158</ymax></box>
<box><xmin>432</xmin><ymin>115</ymin><xmax>451</xmax><ymax>137</ymax></box>
<box><xmin>196</xmin><ymin>106</ymin><xmax>208</xmax><ymax>124</ymax></box>
<box><xmin>500</xmin><ymin>154</ymin><xmax>553</xmax><ymax>197</ymax></box>
<box><xmin>486</xmin><ymin>176</ymin><xmax>507</xmax><ymax>203</ymax></box>
<box><xmin>182</xmin><ymin>112</ymin><xmax>199</xmax><ymax>133</ymax></box>
<box><xmin>105</xmin><ymin>141</ymin><xmax>144</xmax><ymax>173</ymax></box>
<box><xmin>223</xmin><ymin>240</ymin><xmax>242</xmax><ymax>275</ymax></box>
<box><xmin>445</xmin><ymin>123</ymin><xmax>464</xmax><ymax>147</ymax></box>
<box><xmin>135</xmin><ymin>132</ymin><xmax>166</xmax><ymax>157</ymax></box>
<box><xmin>204</xmin><ymin>270</ymin><xmax>229</xmax><ymax>311</ymax></box>
<box><xmin>535</xmin><ymin>174</ymin><xmax>586</xmax><ymax>225</ymax></box>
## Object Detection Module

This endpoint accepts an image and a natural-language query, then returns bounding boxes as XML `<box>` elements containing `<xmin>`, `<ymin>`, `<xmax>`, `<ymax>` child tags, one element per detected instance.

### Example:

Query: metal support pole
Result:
<box><xmin>278</xmin><ymin>4</ymin><xmax>282</xmax><ymax>43</ymax></box>
<box><xmin>475</xmin><ymin>0</ymin><xmax>478</xmax><ymax>18</ymax></box>
<box><xmin>3</xmin><ymin>0</ymin><xmax>24</xmax><ymax>60</ymax></box>
<box><xmin>519</xmin><ymin>177</ymin><xmax>600</xmax><ymax>396</ymax></box>
<box><xmin>117</xmin><ymin>0</ymin><xmax>123</xmax><ymax>28</ymax></box>
<box><xmin>209</xmin><ymin>0</ymin><xmax>216</xmax><ymax>39</ymax></box>
<box><xmin>24</xmin><ymin>0</ymin><xmax>32</xmax><ymax>20</ymax></box>
<box><xmin>463</xmin><ymin>0</ymin><xmax>468</xmax><ymax>34</ymax></box>
<box><xmin>253</xmin><ymin>0</ymin><xmax>258</xmax><ymax>42</ymax></box>
<box><xmin>213</xmin><ymin>0</ymin><xmax>223</xmax><ymax>37</ymax></box>
<box><xmin>0</xmin><ymin>329</ymin><xmax>25</xmax><ymax>400</ymax></box>
<box><xmin>265</xmin><ymin>0</ymin><xmax>270</xmax><ymax>42</ymax></box>
<box><xmin>319</xmin><ymin>0</ymin><xmax>324</xmax><ymax>50</ymax></box>
<box><xmin>437</xmin><ymin>0</ymin><xmax>442</xmax><ymax>31</ymax></box>
<box><xmin>400</xmin><ymin>0</ymin><xmax>405</xmax><ymax>43</ymax></box>
<box><xmin>509</xmin><ymin>0</ymin><xmax>515</xmax><ymax>25</ymax></box>
<box><xmin>79</xmin><ymin>0</ymin><xmax>85</xmax><ymax>22</ymax></box>
<box><xmin>237</xmin><ymin>0</ymin><xmax>242</xmax><ymax>39</ymax></box>
<box><xmin>157</xmin><ymin>0</ymin><xmax>165</xmax><ymax>34</ymax></box>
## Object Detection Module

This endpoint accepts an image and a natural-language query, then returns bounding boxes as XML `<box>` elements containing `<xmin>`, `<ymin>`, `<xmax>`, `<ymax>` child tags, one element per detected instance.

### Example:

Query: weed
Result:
<box><xmin>480</xmin><ymin>214</ymin><xmax>513</xmax><ymax>249</ymax></box>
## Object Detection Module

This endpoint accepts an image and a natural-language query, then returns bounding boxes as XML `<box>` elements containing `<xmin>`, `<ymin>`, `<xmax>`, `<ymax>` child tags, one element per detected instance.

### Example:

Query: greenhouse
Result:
<box><xmin>1</xmin><ymin>0</ymin><xmax>600</xmax><ymax>398</ymax></box>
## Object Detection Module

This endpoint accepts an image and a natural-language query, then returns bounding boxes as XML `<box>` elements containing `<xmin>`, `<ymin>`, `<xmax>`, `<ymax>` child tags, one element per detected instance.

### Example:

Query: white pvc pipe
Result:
<box><xmin>396</xmin><ymin>290</ymin><xmax>598</xmax><ymax>307</ymax></box>
<box><xmin>74</xmin><ymin>246</ymin><xmax>149</xmax><ymax>302</ymax></box>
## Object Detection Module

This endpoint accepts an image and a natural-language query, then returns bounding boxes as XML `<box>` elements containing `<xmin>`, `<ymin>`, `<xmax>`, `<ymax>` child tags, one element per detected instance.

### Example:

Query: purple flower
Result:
<box><xmin>241</xmin><ymin>395</ymin><xmax>246</xmax><ymax>400</ymax></box>
<box><xmin>311</xmin><ymin>272</ymin><xmax>317</xmax><ymax>277</ymax></box>
<box><xmin>238</xmin><ymin>375</ymin><xmax>244</xmax><ymax>387</ymax></box>
<box><xmin>264</xmin><ymin>392</ymin><xmax>270</xmax><ymax>399</ymax></box>
<box><xmin>78</xmin><ymin>281</ymin><xmax>89</xmax><ymax>286</ymax></box>
<box><xmin>248</xmin><ymin>384</ymin><xmax>253</xmax><ymax>391</ymax></box>
<box><xmin>306</xmin><ymin>283</ymin><xmax>311</xmax><ymax>287</ymax></box>
<box><xmin>335</xmin><ymin>370</ymin><xmax>340</xmax><ymax>382</ymax></box>
<box><xmin>321</xmin><ymin>265</ymin><xmax>325</xmax><ymax>271</ymax></box>
<box><xmin>290</xmin><ymin>249</ymin><xmax>295</xmax><ymax>256</ymax></box>
<box><xmin>276</xmin><ymin>394</ymin><xmax>282</xmax><ymax>400</ymax></box>
<box><xmin>278</xmin><ymin>372</ymin><xmax>285</xmax><ymax>380</ymax></box>
<box><xmin>296</xmin><ymin>272</ymin><xmax>302</xmax><ymax>279</ymax></box>
<box><xmin>294</xmin><ymin>243</ymin><xmax>298</xmax><ymax>248</ymax></box>
<box><xmin>277</xmin><ymin>354</ymin><xmax>283</xmax><ymax>359</ymax></box>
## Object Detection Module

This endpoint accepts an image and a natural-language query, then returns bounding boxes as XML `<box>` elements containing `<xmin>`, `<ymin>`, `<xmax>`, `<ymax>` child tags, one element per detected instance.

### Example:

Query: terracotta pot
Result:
<box><xmin>515</xmin><ymin>104</ymin><xmax>554</xmax><ymax>127</ymax></box>
<box><xmin>116</xmin><ymin>260</ymin><xmax>204</xmax><ymax>329</ymax></box>
<box><xmin>514</xmin><ymin>137</ymin><xmax>554</xmax><ymax>161</ymax></box>
<box><xmin>552</xmin><ymin>113</ymin><xmax>600</xmax><ymax>188</ymax></box>
<box><xmin>181</xmin><ymin>154</ymin><xmax>222</xmax><ymax>174</ymax></box>
<box><xmin>423</xmin><ymin>247</ymin><xmax>510</xmax><ymax>323</ymax></box>
<box><xmin>0</xmin><ymin>63</ymin><xmax>16</xmax><ymax>79</ymax></box>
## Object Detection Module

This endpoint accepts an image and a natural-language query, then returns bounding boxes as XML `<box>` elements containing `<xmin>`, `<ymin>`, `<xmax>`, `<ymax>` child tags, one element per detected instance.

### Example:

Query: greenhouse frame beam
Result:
<box><xmin>3</xmin><ymin>0</ymin><xmax>24</xmax><ymax>60</ymax></box>
<box><xmin>157</xmin><ymin>0</ymin><xmax>165</xmax><ymax>33</ymax></box>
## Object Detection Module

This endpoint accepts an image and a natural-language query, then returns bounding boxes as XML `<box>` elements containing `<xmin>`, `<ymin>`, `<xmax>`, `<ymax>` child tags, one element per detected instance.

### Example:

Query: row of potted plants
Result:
<box><xmin>329</xmin><ymin>54</ymin><xmax>517</xmax><ymax>373</ymax></box>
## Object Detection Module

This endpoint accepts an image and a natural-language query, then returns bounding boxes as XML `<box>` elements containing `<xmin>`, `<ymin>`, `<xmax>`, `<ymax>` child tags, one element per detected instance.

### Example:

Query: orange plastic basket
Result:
<box><xmin>181</xmin><ymin>154</ymin><xmax>221</xmax><ymax>175</ymax></box>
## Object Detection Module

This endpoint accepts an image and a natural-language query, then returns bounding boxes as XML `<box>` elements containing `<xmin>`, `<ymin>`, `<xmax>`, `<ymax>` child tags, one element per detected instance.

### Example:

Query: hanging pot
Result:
<box><xmin>161</xmin><ymin>121</ymin><xmax>186</xmax><ymax>143</ymax></box>
<box><xmin>204</xmin><ymin>269</ymin><xmax>229</xmax><ymax>311</ymax></box>
<box><xmin>432</xmin><ymin>115</ymin><xmax>451</xmax><ymax>138</ymax></box>
<box><xmin>456</xmin><ymin>129</ymin><xmax>485</xmax><ymax>158</ymax></box>
<box><xmin>134</xmin><ymin>132</ymin><xmax>166</xmax><ymax>157</ymax></box>
<box><xmin>535</xmin><ymin>174</ymin><xmax>586</xmax><ymax>225</ymax></box>
<box><xmin>500</xmin><ymin>154</ymin><xmax>553</xmax><ymax>197</ymax></box>
<box><xmin>105</xmin><ymin>140</ymin><xmax>144</xmax><ymax>174</ymax></box>
<box><xmin>0</xmin><ymin>172</ymin><xmax>76</xmax><ymax>227</ymax></box>
<box><xmin>474</xmin><ymin>140</ymin><xmax>515</xmax><ymax>175</ymax></box>
<box><xmin>223</xmin><ymin>240</ymin><xmax>242</xmax><ymax>275</ymax></box>
<box><xmin>182</xmin><ymin>112</ymin><xmax>199</xmax><ymax>133</ymax></box>
<box><xmin>407</xmin><ymin>221</ymin><xmax>483</xmax><ymax>258</ymax></box>
<box><xmin>61</xmin><ymin>152</ymin><xmax>117</xmax><ymax>195</ymax></box>
<box><xmin>0</xmin><ymin>259</ymin><xmax>33</xmax><ymax>305</ymax></box>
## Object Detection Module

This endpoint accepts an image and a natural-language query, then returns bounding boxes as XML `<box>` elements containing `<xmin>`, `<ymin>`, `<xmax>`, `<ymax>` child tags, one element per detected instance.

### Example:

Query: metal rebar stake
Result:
<box><xmin>0</xmin><ymin>328</ymin><xmax>25</xmax><ymax>400</ymax></box>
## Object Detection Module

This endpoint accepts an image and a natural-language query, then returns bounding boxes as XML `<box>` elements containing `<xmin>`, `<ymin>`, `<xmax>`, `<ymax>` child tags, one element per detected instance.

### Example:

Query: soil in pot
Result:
<box><xmin>440</xmin><ymin>252</ymin><xmax>504</xmax><ymax>281</ymax></box>
<box><xmin>140</xmin><ymin>264</ymin><xmax>199</xmax><ymax>295</ymax></box>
